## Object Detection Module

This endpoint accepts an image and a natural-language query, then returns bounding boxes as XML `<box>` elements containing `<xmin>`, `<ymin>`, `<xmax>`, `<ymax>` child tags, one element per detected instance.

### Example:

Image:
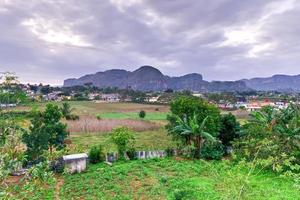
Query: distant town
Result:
<box><xmin>1</xmin><ymin>82</ymin><xmax>296</xmax><ymax>113</ymax></box>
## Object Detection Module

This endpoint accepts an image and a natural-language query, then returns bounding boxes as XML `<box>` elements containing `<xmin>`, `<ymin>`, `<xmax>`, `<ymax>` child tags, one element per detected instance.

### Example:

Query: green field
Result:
<box><xmin>71</xmin><ymin>129</ymin><xmax>176</xmax><ymax>152</ymax></box>
<box><xmin>98</xmin><ymin>111</ymin><xmax>168</xmax><ymax>120</ymax></box>
<box><xmin>22</xmin><ymin>101</ymin><xmax>170</xmax><ymax>116</ymax></box>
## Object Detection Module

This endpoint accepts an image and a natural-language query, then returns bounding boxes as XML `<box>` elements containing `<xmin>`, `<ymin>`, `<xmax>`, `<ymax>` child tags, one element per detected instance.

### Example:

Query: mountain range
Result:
<box><xmin>63</xmin><ymin>66</ymin><xmax>300</xmax><ymax>92</ymax></box>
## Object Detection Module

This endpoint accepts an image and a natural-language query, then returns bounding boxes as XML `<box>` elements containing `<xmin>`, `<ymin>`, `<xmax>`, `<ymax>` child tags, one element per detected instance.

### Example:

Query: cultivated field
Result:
<box><xmin>9</xmin><ymin>159</ymin><xmax>300</xmax><ymax>199</ymax></box>
<box><xmin>13</xmin><ymin>101</ymin><xmax>249</xmax><ymax>152</ymax></box>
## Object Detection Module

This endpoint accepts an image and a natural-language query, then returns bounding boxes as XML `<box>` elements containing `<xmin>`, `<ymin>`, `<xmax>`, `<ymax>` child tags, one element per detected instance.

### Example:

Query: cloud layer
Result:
<box><xmin>0</xmin><ymin>0</ymin><xmax>299</xmax><ymax>85</ymax></box>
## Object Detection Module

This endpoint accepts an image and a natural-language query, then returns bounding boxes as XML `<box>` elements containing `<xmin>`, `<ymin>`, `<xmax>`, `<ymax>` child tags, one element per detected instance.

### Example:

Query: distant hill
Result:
<box><xmin>64</xmin><ymin>66</ymin><xmax>251</xmax><ymax>92</ymax></box>
<box><xmin>242</xmin><ymin>74</ymin><xmax>300</xmax><ymax>91</ymax></box>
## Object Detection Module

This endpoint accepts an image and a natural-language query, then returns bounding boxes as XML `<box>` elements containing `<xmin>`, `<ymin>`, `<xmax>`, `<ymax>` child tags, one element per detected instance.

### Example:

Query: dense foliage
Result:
<box><xmin>166</xmin><ymin>96</ymin><xmax>221</xmax><ymax>158</ymax></box>
<box><xmin>139</xmin><ymin>110</ymin><xmax>146</xmax><ymax>119</ymax></box>
<box><xmin>110</xmin><ymin>127</ymin><xmax>135</xmax><ymax>159</ymax></box>
<box><xmin>22</xmin><ymin>104</ymin><xmax>69</xmax><ymax>162</ymax></box>
<box><xmin>0</xmin><ymin>72</ymin><xmax>28</xmax><ymax>104</ymax></box>
<box><xmin>218</xmin><ymin>113</ymin><xmax>240</xmax><ymax>147</ymax></box>
<box><xmin>234</xmin><ymin>104</ymin><xmax>300</xmax><ymax>175</ymax></box>
<box><xmin>89</xmin><ymin>145</ymin><xmax>105</xmax><ymax>164</ymax></box>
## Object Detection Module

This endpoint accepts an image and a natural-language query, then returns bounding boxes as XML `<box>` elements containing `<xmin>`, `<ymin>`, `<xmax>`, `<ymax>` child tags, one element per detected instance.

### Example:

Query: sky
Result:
<box><xmin>0</xmin><ymin>0</ymin><xmax>300</xmax><ymax>85</ymax></box>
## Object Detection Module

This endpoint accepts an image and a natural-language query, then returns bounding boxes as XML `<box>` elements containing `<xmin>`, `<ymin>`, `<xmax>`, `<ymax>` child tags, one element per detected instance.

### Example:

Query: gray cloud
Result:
<box><xmin>0</xmin><ymin>0</ymin><xmax>299</xmax><ymax>85</ymax></box>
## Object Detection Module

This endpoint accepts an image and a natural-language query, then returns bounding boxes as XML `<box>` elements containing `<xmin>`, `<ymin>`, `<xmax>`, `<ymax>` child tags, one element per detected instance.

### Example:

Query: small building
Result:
<box><xmin>148</xmin><ymin>96</ymin><xmax>160</xmax><ymax>103</ymax></box>
<box><xmin>63</xmin><ymin>153</ymin><xmax>88</xmax><ymax>174</ymax></box>
<box><xmin>192</xmin><ymin>93</ymin><xmax>203</xmax><ymax>98</ymax></box>
<box><xmin>101</xmin><ymin>94</ymin><xmax>120</xmax><ymax>102</ymax></box>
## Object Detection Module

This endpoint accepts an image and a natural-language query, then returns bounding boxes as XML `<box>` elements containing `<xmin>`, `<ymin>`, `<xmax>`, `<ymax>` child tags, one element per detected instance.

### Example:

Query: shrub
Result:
<box><xmin>126</xmin><ymin>147</ymin><xmax>137</xmax><ymax>160</ymax></box>
<box><xmin>200</xmin><ymin>141</ymin><xmax>224</xmax><ymax>160</ymax></box>
<box><xmin>96</xmin><ymin>114</ymin><xmax>102</xmax><ymax>120</ymax></box>
<box><xmin>139</xmin><ymin>110</ymin><xmax>146</xmax><ymax>119</ymax></box>
<box><xmin>218</xmin><ymin>113</ymin><xmax>240</xmax><ymax>147</ymax></box>
<box><xmin>88</xmin><ymin>145</ymin><xmax>104</xmax><ymax>164</ymax></box>
<box><xmin>110</xmin><ymin>127</ymin><xmax>135</xmax><ymax>159</ymax></box>
<box><xmin>165</xmin><ymin>147</ymin><xmax>175</xmax><ymax>157</ymax></box>
<box><xmin>27</xmin><ymin>161</ymin><xmax>54</xmax><ymax>182</ymax></box>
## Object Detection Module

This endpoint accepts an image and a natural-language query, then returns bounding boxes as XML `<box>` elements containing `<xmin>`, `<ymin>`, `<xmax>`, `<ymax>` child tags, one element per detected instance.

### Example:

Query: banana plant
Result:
<box><xmin>170</xmin><ymin>113</ymin><xmax>216</xmax><ymax>151</ymax></box>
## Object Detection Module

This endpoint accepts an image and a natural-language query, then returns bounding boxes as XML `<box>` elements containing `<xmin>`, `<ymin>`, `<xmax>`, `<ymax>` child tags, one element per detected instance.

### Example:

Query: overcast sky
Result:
<box><xmin>0</xmin><ymin>0</ymin><xmax>300</xmax><ymax>85</ymax></box>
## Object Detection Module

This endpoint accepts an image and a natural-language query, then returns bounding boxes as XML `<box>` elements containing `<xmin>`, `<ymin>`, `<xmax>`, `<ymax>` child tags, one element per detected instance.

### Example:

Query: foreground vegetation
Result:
<box><xmin>5</xmin><ymin>158</ymin><xmax>300</xmax><ymax>200</ymax></box>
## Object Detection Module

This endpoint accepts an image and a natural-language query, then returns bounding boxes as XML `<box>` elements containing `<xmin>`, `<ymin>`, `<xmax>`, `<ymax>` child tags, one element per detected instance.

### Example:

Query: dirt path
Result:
<box><xmin>55</xmin><ymin>177</ymin><xmax>64</xmax><ymax>200</ymax></box>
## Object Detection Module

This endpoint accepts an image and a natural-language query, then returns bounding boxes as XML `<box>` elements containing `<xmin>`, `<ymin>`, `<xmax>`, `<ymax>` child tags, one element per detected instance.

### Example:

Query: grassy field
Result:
<box><xmin>12</xmin><ymin>101</ymin><xmax>250</xmax><ymax>152</ymax></box>
<box><xmin>21</xmin><ymin>101</ymin><xmax>169</xmax><ymax>116</ymax></box>
<box><xmin>99</xmin><ymin>111</ymin><xmax>168</xmax><ymax>120</ymax></box>
<box><xmin>70</xmin><ymin>129</ymin><xmax>176</xmax><ymax>152</ymax></box>
<box><xmin>57</xmin><ymin>158</ymin><xmax>300</xmax><ymax>200</ymax></box>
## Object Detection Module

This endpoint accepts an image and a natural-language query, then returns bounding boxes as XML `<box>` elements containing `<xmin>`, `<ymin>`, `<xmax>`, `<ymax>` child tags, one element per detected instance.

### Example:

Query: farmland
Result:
<box><xmin>11</xmin><ymin>101</ymin><xmax>173</xmax><ymax>152</ymax></box>
<box><xmin>8</xmin><ymin>159</ymin><xmax>300</xmax><ymax>200</ymax></box>
<box><xmin>4</xmin><ymin>100</ymin><xmax>300</xmax><ymax>200</ymax></box>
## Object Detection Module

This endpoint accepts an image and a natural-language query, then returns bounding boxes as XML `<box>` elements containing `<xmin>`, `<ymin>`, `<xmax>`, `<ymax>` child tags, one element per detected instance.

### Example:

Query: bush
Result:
<box><xmin>110</xmin><ymin>127</ymin><xmax>135</xmax><ymax>159</ymax></box>
<box><xmin>139</xmin><ymin>110</ymin><xmax>146</xmax><ymax>119</ymax></box>
<box><xmin>50</xmin><ymin>157</ymin><xmax>64</xmax><ymax>173</ymax></box>
<box><xmin>218</xmin><ymin>113</ymin><xmax>240</xmax><ymax>147</ymax></box>
<box><xmin>200</xmin><ymin>141</ymin><xmax>224</xmax><ymax>160</ymax></box>
<box><xmin>88</xmin><ymin>145</ymin><xmax>104</xmax><ymax>164</ymax></box>
<box><xmin>96</xmin><ymin>114</ymin><xmax>102</xmax><ymax>120</ymax></box>
<box><xmin>165</xmin><ymin>147</ymin><xmax>175</xmax><ymax>157</ymax></box>
<box><xmin>126</xmin><ymin>147</ymin><xmax>137</xmax><ymax>160</ymax></box>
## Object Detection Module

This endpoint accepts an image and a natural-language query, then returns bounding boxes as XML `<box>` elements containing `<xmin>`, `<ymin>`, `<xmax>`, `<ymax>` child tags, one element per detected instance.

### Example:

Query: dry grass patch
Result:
<box><xmin>66</xmin><ymin>116</ymin><xmax>161</xmax><ymax>133</ymax></box>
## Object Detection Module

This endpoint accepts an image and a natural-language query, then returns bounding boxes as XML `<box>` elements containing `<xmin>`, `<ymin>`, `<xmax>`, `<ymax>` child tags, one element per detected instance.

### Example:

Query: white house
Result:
<box><xmin>101</xmin><ymin>94</ymin><xmax>120</xmax><ymax>102</ymax></box>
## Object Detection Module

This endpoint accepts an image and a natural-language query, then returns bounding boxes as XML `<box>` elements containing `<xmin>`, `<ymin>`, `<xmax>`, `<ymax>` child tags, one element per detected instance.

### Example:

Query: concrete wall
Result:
<box><xmin>64</xmin><ymin>158</ymin><xmax>87</xmax><ymax>174</ymax></box>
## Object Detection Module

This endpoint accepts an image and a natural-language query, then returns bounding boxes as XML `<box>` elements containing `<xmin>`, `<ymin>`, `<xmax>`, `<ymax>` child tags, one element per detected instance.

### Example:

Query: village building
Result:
<box><xmin>100</xmin><ymin>94</ymin><xmax>120</xmax><ymax>102</ymax></box>
<box><xmin>148</xmin><ymin>96</ymin><xmax>160</xmax><ymax>103</ymax></box>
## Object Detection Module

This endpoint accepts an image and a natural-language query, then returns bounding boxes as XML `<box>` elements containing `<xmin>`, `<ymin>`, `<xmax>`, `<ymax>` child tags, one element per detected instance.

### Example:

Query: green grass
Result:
<box><xmin>71</xmin><ymin>128</ymin><xmax>176</xmax><ymax>152</ymax></box>
<box><xmin>98</xmin><ymin>112</ymin><xmax>168</xmax><ymax>120</ymax></box>
<box><xmin>59</xmin><ymin>158</ymin><xmax>300</xmax><ymax>200</ymax></box>
<box><xmin>22</xmin><ymin>101</ymin><xmax>169</xmax><ymax>116</ymax></box>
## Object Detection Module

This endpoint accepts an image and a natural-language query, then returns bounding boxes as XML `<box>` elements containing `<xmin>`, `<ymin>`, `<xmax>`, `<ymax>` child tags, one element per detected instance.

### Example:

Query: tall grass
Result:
<box><xmin>66</xmin><ymin>116</ymin><xmax>161</xmax><ymax>133</ymax></box>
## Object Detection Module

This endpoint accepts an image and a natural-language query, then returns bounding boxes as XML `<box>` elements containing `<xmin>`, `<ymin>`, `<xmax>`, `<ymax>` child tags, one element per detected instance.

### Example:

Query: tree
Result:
<box><xmin>171</xmin><ymin>114</ymin><xmax>216</xmax><ymax>152</ymax></box>
<box><xmin>166</xmin><ymin>96</ymin><xmax>221</xmax><ymax>158</ymax></box>
<box><xmin>167</xmin><ymin>96</ymin><xmax>220</xmax><ymax>137</ymax></box>
<box><xmin>0</xmin><ymin>72</ymin><xmax>27</xmax><ymax>104</ymax></box>
<box><xmin>218</xmin><ymin>113</ymin><xmax>240</xmax><ymax>147</ymax></box>
<box><xmin>44</xmin><ymin>104</ymin><xmax>68</xmax><ymax>153</ymax></box>
<box><xmin>22</xmin><ymin>111</ymin><xmax>49</xmax><ymax>162</ymax></box>
<box><xmin>22</xmin><ymin>104</ymin><xmax>69</xmax><ymax>162</ymax></box>
<box><xmin>139</xmin><ymin>110</ymin><xmax>146</xmax><ymax>119</ymax></box>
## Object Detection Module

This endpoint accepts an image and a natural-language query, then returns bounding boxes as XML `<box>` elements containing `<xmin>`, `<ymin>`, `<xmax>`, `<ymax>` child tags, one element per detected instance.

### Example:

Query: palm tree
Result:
<box><xmin>171</xmin><ymin>114</ymin><xmax>216</xmax><ymax>152</ymax></box>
